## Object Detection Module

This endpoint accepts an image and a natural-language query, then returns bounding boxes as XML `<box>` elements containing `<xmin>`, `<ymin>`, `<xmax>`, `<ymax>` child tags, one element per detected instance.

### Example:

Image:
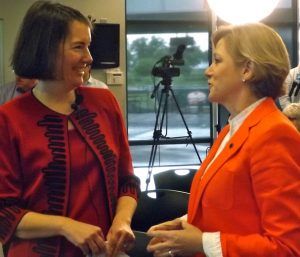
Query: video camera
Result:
<box><xmin>151</xmin><ymin>44</ymin><xmax>186</xmax><ymax>78</ymax></box>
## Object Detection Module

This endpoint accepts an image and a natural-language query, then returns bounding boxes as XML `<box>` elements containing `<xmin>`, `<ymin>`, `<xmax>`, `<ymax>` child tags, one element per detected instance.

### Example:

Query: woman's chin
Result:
<box><xmin>71</xmin><ymin>80</ymin><xmax>84</xmax><ymax>88</ymax></box>
<box><xmin>208</xmin><ymin>94</ymin><xmax>216</xmax><ymax>103</ymax></box>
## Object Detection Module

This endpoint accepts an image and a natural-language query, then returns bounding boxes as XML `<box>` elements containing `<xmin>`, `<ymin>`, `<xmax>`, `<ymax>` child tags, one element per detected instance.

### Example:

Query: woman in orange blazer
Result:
<box><xmin>147</xmin><ymin>23</ymin><xmax>300</xmax><ymax>257</ymax></box>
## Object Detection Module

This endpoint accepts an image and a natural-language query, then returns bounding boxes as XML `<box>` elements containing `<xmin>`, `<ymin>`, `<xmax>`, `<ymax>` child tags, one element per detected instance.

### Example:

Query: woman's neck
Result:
<box><xmin>32</xmin><ymin>81</ymin><xmax>77</xmax><ymax>115</ymax></box>
<box><xmin>225</xmin><ymin>91</ymin><xmax>260</xmax><ymax>118</ymax></box>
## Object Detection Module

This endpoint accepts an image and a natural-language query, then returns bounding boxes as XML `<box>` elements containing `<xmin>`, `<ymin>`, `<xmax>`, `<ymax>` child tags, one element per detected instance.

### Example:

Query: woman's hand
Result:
<box><xmin>60</xmin><ymin>217</ymin><xmax>106</xmax><ymax>256</ymax></box>
<box><xmin>106</xmin><ymin>216</ymin><xmax>135</xmax><ymax>257</ymax></box>
<box><xmin>148</xmin><ymin>218</ymin><xmax>183</xmax><ymax>233</ymax></box>
<box><xmin>106</xmin><ymin>196</ymin><xmax>137</xmax><ymax>257</ymax></box>
<box><xmin>16</xmin><ymin>212</ymin><xmax>106</xmax><ymax>256</ymax></box>
<box><xmin>147</xmin><ymin>220</ymin><xmax>204</xmax><ymax>257</ymax></box>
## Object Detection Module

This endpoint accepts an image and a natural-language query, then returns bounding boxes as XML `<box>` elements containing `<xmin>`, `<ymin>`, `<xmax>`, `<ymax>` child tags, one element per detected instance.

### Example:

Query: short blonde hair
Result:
<box><xmin>212</xmin><ymin>23</ymin><xmax>290</xmax><ymax>99</ymax></box>
<box><xmin>282</xmin><ymin>103</ymin><xmax>300</xmax><ymax>120</ymax></box>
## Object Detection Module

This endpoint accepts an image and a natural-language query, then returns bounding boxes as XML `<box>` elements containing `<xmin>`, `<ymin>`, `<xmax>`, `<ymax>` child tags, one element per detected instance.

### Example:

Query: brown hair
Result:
<box><xmin>11</xmin><ymin>1</ymin><xmax>92</xmax><ymax>80</ymax></box>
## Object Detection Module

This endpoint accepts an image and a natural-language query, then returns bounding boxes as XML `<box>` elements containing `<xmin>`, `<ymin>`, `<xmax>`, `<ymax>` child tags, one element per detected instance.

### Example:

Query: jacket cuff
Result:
<box><xmin>0</xmin><ymin>199</ymin><xmax>29</xmax><ymax>244</ymax></box>
<box><xmin>119</xmin><ymin>175</ymin><xmax>141</xmax><ymax>200</ymax></box>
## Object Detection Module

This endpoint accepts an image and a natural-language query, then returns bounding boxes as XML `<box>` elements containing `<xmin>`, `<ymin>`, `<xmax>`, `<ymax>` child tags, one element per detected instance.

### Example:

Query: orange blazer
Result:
<box><xmin>188</xmin><ymin>98</ymin><xmax>300</xmax><ymax>257</ymax></box>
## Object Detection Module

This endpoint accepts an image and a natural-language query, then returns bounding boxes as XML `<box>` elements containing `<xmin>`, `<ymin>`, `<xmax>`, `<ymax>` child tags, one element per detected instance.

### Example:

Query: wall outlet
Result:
<box><xmin>106</xmin><ymin>69</ymin><xmax>123</xmax><ymax>85</ymax></box>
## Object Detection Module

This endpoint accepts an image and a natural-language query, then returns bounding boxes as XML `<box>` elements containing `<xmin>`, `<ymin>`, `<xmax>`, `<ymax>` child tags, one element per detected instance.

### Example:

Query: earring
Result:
<box><xmin>242</xmin><ymin>78</ymin><xmax>246</xmax><ymax>83</ymax></box>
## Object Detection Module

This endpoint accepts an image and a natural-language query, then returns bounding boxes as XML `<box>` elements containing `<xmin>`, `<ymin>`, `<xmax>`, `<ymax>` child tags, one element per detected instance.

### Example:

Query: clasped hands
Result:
<box><xmin>61</xmin><ymin>217</ymin><xmax>134</xmax><ymax>257</ymax></box>
<box><xmin>146</xmin><ymin>218</ymin><xmax>204</xmax><ymax>257</ymax></box>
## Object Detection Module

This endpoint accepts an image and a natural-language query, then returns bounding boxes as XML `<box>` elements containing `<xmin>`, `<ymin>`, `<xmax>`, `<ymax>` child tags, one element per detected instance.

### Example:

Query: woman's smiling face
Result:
<box><xmin>55</xmin><ymin>20</ymin><xmax>93</xmax><ymax>89</ymax></box>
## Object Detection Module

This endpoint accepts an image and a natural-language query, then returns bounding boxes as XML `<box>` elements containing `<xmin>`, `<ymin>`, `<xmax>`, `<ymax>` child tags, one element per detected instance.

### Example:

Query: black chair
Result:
<box><xmin>127</xmin><ymin>230</ymin><xmax>152</xmax><ymax>257</ymax></box>
<box><xmin>153</xmin><ymin>169</ymin><xmax>197</xmax><ymax>193</ymax></box>
<box><xmin>131</xmin><ymin>189</ymin><xmax>189</xmax><ymax>232</ymax></box>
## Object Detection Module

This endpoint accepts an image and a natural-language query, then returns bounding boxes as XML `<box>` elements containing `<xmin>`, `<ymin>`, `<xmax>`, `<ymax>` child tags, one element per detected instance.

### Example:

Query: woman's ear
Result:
<box><xmin>242</xmin><ymin>61</ymin><xmax>254</xmax><ymax>81</ymax></box>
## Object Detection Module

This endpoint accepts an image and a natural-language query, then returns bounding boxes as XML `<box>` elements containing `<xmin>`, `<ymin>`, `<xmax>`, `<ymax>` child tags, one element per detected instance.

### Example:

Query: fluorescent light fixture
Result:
<box><xmin>207</xmin><ymin>0</ymin><xmax>280</xmax><ymax>24</ymax></box>
<box><xmin>174</xmin><ymin>169</ymin><xmax>191</xmax><ymax>176</ymax></box>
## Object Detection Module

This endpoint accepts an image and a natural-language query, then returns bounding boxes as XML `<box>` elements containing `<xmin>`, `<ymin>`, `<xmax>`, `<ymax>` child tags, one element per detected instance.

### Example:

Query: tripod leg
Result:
<box><xmin>146</xmin><ymin>88</ymin><xmax>170</xmax><ymax>191</ymax></box>
<box><xmin>169</xmin><ymin>88</ymin><xmax>202</xmax><ymax>164</ymax></box>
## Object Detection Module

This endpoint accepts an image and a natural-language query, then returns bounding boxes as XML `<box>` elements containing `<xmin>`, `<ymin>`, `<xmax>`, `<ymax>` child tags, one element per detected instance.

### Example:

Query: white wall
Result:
<box><xmin>0</xmin><ymin>0</ymin><xmax>127</xmax><ymax>113</ymax></box>
<box><xmin>0</xmin><ymin>19</ymin><xmax>3</xmax><ymax>87</ymax></box>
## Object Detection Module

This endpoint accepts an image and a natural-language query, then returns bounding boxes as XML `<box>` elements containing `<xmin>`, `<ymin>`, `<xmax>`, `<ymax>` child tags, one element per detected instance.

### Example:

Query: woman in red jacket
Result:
<box><xmin>0</xmin><ymin>2</ymin><xmax>139</xmax><ymax>257</ymax></box>
<box><xmin>147</xmin><ymin>23</ymin><xmax>300</xmax><ymax>257</ymax></box>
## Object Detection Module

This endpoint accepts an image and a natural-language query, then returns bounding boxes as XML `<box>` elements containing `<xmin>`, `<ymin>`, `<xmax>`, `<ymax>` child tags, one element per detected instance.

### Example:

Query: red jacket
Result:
<box><xmin>188</xmin><ymin>98</ymin><xmax>300</xmax><ymax>257</ymax></box>
<box><xmin>0</xmin><ymin>87</ymin><xmax>140</xmax><ymax>257</ymax></box>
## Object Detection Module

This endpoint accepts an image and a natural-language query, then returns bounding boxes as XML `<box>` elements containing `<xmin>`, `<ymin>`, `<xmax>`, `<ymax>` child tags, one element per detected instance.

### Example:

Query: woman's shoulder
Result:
<box><xmin>78</xmin><ymin>86</ymin><xmax>112</xmax><ymax>97</ymax></box>
<box><xmin>251</xmin><ymin>105</ymin><xmax>299</xmax><ymax>142</ymax></box>
<box><xmin>0</xmin><ymin>92</ymin><xmax>33</xmax><ymax>114</ymax></box>
<box><xmin>78</xmin><ymin>86</ymin><xmax>119</xmax><ymax>109</ymax></box>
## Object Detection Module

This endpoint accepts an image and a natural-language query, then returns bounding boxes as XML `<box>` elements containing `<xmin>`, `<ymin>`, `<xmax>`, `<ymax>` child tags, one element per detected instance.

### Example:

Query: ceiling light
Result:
<box><xmin>207</xmin><ymin>0</ymin><xmax>280</xmax><ymax>24</ymax></box>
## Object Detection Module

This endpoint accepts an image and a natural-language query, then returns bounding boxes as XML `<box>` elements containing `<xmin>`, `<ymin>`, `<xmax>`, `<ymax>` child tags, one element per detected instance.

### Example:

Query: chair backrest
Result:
<box><xmin>131</xmin><ymin>189</ymin><xmax>189</xmax><ymax>232</ymax></box>
<box><xmin>153</xmin><ymin>169</ymin><xmax>197</xmax><ymax>192</ymax></box>
<box><xmin>127</xmin><ymin>230</ymin><xmax>152</xmax><ymax>257</ymax></box>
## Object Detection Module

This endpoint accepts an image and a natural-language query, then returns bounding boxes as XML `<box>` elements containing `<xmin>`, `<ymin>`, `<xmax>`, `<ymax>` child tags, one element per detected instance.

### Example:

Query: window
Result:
<box><xmin>126</xmin><ymin>0</ymin><xmax>212</xmax><ymax>168</ymax></box>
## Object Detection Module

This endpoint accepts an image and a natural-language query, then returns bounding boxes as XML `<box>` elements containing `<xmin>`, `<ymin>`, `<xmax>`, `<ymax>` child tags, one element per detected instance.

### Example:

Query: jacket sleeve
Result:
<box><xmin>109</xmin><ymin>93</ymin><xmax>140</xmax><ymax>200</ymax></box>
<box><xmin>0</xmin><ymin>110</ymin><xmax>29</xmax><ymax>244</ymax></box>
<box><xmin>220</xmin><ymin>124</ymin><xmax>300</xmax><ymax>257</ymax></box>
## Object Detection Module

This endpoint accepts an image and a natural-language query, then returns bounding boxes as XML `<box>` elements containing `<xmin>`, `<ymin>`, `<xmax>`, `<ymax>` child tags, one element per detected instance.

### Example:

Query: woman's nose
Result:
<box><xmin>204</xmin><ymin>65</ymin><xmax>212</xmax><ymax>78</ymax></box>
<box><xmin>85</xmin><ymin>48</ymin><xmax>93</xmax><ymax>64</ymax></box>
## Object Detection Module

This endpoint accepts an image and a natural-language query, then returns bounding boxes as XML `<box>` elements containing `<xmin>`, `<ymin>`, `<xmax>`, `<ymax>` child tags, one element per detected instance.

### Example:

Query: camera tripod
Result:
<box><xmin>145</xmin><ymin>76</ymin><xmax>202</xmax><ymax>191</ymax></box>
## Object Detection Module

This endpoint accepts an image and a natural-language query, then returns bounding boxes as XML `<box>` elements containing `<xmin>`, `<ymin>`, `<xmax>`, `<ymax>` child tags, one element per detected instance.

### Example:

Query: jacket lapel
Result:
<box><xmin>70</xmin><ymin>106</ymin><xmax>118</xmax><ymax>219</ymax></box>
<box><xmin>188</xmin><ymin>126</ymin><xmax>228</xmax><ymax>220</ymax></box>
<box><xmin>188</xmin><ymin>98</ymin><xmax>276</xmax><ymax>222</ymax></box>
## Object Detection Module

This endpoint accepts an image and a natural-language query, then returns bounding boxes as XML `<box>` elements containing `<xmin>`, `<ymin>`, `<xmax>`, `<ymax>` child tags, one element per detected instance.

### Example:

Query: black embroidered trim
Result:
<box><xmin>0</xmin><ymin>198</ymin><xmax>20</xmax><ymax>208</ymax></box>
<box><xmin>34</xmin><ymin>114</ymin><xmax>67</xmax><ymax>257</ymax></box>
<box><xmin>119</xmin><ymin>176</ymin><xmax>141</xmax><ymax>197</ymax></box>
<box><xmin>74</xmin><ymin>108</ymin><xmax>118</xmax><ymax>217</ymax></box>
<box><xmin>32</xmin><ymin>238</ymin><xmax>58</xmax><ymax>257</ymax></box>
<box><xmin>0</xmin><ymin>198</ymin><xmax>22</xmax><ymax>241</ymax></box>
